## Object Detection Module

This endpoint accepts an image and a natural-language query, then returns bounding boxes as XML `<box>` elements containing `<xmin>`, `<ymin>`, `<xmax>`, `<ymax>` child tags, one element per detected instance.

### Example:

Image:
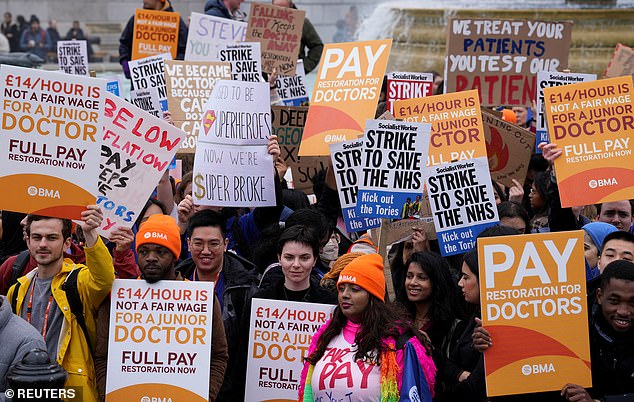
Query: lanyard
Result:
<box><xmin>26</xmin><ymin>275</ymin><xmax>54</xmax><ymax>339</ymax></box>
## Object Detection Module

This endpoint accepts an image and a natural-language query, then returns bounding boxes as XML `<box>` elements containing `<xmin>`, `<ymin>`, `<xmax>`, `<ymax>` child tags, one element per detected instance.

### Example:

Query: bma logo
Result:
<box><xmin>339</xmin><ymin>275</ymin><xmax>357</xmax><ymax>283</ymax></box>
<box><xmin>140</xmin><ymin>397</ymin><xmax>172</xmax><ymax>402</ymax></box>
<box><xmin>27</xmin><ymin>186</ymin><xmax>60</xmax><ymax>199</ymax></box>
<box><xmin>521</xmin><ymin>363</ymin><xmax>555</xmax><ymax>376</ymax></box>
<box><xmin>143</xmin><ymin>232</ymin><xmax>168</xmax><ymax>240</ymax></box>
<box><xmin>588</xmin><ymin>178</ymin><xmax>618</xmax><ymax>189</ymax></box>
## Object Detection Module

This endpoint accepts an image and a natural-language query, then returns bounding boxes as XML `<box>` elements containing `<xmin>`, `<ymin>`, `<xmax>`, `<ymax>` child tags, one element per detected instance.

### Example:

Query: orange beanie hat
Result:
<box><xmin>136</xmin><ymin>214</ymin><xmax>181</xmax><ymax>258</ymax></box>
<box><xmin>337</xmin><ymin>253</ymin><xmax>386</xmax><ymax>302</ymax></box>
<box><xmin>501</xmin><ymin>108</ymin><xmax>517</xmax><ymax>124</ymax></box>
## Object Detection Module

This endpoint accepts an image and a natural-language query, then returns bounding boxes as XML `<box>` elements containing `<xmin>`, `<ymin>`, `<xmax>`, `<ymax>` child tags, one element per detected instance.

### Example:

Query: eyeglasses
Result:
<box><xmin>190</xmin><ymin>241</ymin><xmax>223</xmax><ymax>252</ymax></box>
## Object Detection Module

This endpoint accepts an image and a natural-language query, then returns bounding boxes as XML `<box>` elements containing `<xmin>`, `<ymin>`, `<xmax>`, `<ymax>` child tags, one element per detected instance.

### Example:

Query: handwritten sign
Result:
<box><xmin>57</xmin><ymin>40</ymin><xmax>88</xmax><ymax>76</ymax></box>
<box><xmin>446</xmin><ymin>18</ymin><xmax>572</xmax><ymax>106</ymax></box>
<box><xmin>0</xmin><ymin>66</ymin><xmax>104</xmax><ymax>219</ymax></box>
<box><xmin>105</xmin><ymin>76</ymin><xmax>123</xmax><ymax>97</ymax></box>
<box><xmin>386</xmin><ymin>72</ymin><xmax>433</xmax><ymax>115</ymax></box>
<box><xmin>132</xmin><ymin>8</ymin><xmax>180</xmax><ymax>60</ymax></box>
<box><xmin>604</xmin><ymin>43</ymin><xmax>634</xmax><ymax>79</ymax></box>
<box><xmin>185</xmin><ymin>12</ymin><xmax>247</xmax><ymax>61</ymax></box>
<box><xmin>276</xmin><ymin>60</ymin><xmax>309</xmax><ymax>106</ymax></box>
<box><xmin>129</xmin><ymin>53</ymin><xmax>171</xmax><ymax>113</ymax></box>
<box><xmin>246</xmin><ymin>2</ymin><xmax>305</xmax><ymax>75</ymax></box>
<box><xmin>106</xmin><ymin>279</ymin><xmax>214</xmax><ymax>402</ymax></box>
<box><xmin>479</xmin><ymin>231</ymin><xmax>591</xmax><ymax>396</ymax></box>
<box><xmin>217</xmin><ymin>42</ymin><xmax>262</xmax><ymax>82</ymax></box>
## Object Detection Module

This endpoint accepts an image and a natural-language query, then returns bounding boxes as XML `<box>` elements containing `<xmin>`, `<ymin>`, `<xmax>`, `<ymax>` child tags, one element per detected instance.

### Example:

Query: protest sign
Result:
<box><xmin>0</xmin><ymin>66</ymin><xmax>104</xmax><ymax>219</ymax></box>
<box><xmin>245</xmin><ymin>299</ymin><xmax>334</xmax><ymax>401</ymax></box>
<box><xmin>536</xmin><ymin>71</ymin><xmax>596</xmax><ymax>149</ymax></box>
<box><xmin>132</xmin><ymin>8</ymin><xmax>180</xmax><ymax>60</ymax></box>
<box><xmin>57</xmin><ymin>40</ymin><xmax>88</xmax><ymax>76</ymax></box>
<box><xmin>482</xmin><ymin>108</ymin><xmax>535</xmax><ymax>188</ymax></box>
<box><xmin>98</xmin><ymin>92</ymin><xmax>183</xmax><ymax>237</ymax></box>
<box><xmin>427</xmin><ymin>157</ymin><xmax>499</xmax><ymax>256</ymax></box>
<box><xmin>395</xmin><ymin>90</ymin><xmax>488</xmax><ymax>167</ymax></box>
<box><xmin>129</xmin><ymin>87</ymin><xmax>162</xmax><ymax>118</ymax></box>
<box><xmin>129</xmin><ymin>53</ymin><xmax>171</xmax><ymax>112</ymax></box>
<box><xmin>192</xmin><ymin>142</ymin><xmax>276</xmax><ymax>207</ymax></box>
<box><xmin>386</xmin><ymin>72</ymin><xmax>433</xmax><ymax>115</ymax></box>
<box><xmin>246</xmin><ymin>2</ymin><xmax>305</xmax><ymax>75</ymax></box>
<box><xmin>164</xmin><ymin>60</ymin><xmax>232</xmax><ymax>152</ymax></box>
<box><xmin>185</xmin><ymin>12</ymin><xmax>247</xmax><ymax>61</ymax></box>
<box><xmin>106</xmin><ymin>279</ymin><xmax>214</xmax><ymax>402</ymax></box>
<box><xmin>217</xmin><ymin>42</ymin><xmax>262</xmax><ymax>82</ymax></box>
<box><xmin>299</xmin><ymin>39</ymin><xmax>392</xmax><ymax>156</ymax></box>
<box><xmin>544</xmin><ymin>75</ymin><xmax>634</xmax><ymax>207</ymax></box>
<box><xmin>604</xmin><ymin>43</ymin><xmax>634</xmax><ymax>79</ymax></box>
<box><xmin>478</xmin><ymin>231</ymin><xmax>591</xmax><ymax>396</ymax></box>
<box><xmin>105</xmin><ymin>76</ymin><xmax>123</xmax><ymax>97</ymax></box>
<box><xmin>198</xmin><ymin>80</ymin><xmax>271</xmax><ymax>146</ymax></box>
<box><xmin>357</xmin><ymin>119</ymin><xmax>431</xmax><ymax>219</ymax></box>
<box><xmin>445</xmin><ymin>18</ymin><xmax>573</xmax><ymax>106</ymax></box>
<box><xmin>330</xmin><ymin>139</ymin><xmax>381</xmax><ymax>232</ymax></box>
<box><xmin>276</xmin><ymin>60</ymin><xmax>309</xmax><ymax>106</ymax></box>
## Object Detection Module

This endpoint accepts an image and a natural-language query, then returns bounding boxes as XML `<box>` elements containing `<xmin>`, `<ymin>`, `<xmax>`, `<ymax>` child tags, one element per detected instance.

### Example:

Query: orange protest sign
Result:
<box><xmin>394</xmin><ymin>90</ymin><xmax>488</xmax><ymax>166</ymax></box>
<box><xmin>478</xmin><ymin>231</ymin><xmax>591</xmax><ymax>397</ymax></box>
<box><xmin>544</xmin><ymin>76</ymin><xmax>634</xmax><ymax>207</ymax></box>
<box><xmin>298</xmin><ymin>39</ymin><xmax>391</xmax><ymax>156</ymax></box>
<box><xmin>132</xmin><ymin>9</ymin><xmax>180</xmax><ymax>60</ymax></box>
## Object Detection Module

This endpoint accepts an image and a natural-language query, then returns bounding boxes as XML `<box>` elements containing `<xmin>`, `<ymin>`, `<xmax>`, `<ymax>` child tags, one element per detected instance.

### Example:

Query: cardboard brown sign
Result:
<box><xmin>604</xmin><ymin>43</ymin><xmax>634</xmax><ymax>78</ymax></box>
<box><xmin>446</xmin><ymin>18</ymin><xmax>573</xmax><ymax>106</ymax></box>
<box><xmin>246</xmin><ymin>2</ymin><xmax>305</xmax><ymax>75</ymax></box>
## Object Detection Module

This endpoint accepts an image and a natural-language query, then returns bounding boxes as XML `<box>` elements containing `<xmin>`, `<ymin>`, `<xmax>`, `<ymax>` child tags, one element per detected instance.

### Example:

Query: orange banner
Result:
<box><xmin>544</xmin><ymin>76</ymin><xmax>634</xmax><ymax>207</ymax></box>
<box><xmin>478</xmin><ymin>231</ymin><xmax>591</xmax><ymax>397</ymax></box>
<box><xmin>132</xmin><ymin>9</ymin><xmax>180</xmax><ymax>60</ymax></box>
<box><xmin>298</xmin><ymin>39</ymin><xmax>391</xmax><ymax>156</ymax></box>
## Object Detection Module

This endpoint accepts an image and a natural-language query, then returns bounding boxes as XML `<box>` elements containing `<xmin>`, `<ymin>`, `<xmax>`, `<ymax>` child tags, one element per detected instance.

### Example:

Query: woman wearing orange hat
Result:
<box><xmin>298</xmin><ymin>253</ymin><xmax>436</xmax><ymax>401</ymax></box>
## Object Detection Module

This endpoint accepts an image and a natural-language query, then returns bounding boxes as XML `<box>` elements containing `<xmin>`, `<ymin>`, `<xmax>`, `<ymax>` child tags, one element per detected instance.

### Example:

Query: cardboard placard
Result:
<box><xmin>57</xmin><ymin>40</ymin><xmax>88</xmax><ymax>76</ymax></box>
<box><xmin>164</xmin><ymin>60</ymin><xmax>232</xmax><ymax>152</ymax></box>
<box><xmin>128</xmin><ymin>53</ymin><xmax>171</xmax><ymax>113</ymax></box>
<box><xmin>217</xmin><ymin>42</ymin><xmax>262</xmax><ymax>82</ymax></box>
<box><xmin>246</xmin><ymin>2</ymin><xmax>305</xmax><ymax>75</ymax></box>
<box><xmin>445</xmin><ymin>18</ymin><xmax>573</xmax><ymax>106</ymax></box>
<box><xmin>105</xmin><ymin>280</ymin><xmax>214</xmax><ymax>402</ymax></box>
<box><xmin>299</xmin><ymin>39</ymin><xmax>392</xmax><ymax>156</ymax></box>
<box><xmin>544</xmin><ymin>75</ymin><xmax>634</xmax><ymax>207</ymax></box>
<box><xmin>185</xmin><ymin>12</ymin><xmax>247</xmax><ymax>61</ymax></box>
<box><xmin>132</xmin><ymin>8</ymin><xmax>180</xmax><ymax>60</ymax></box>
<box><xmin>604</xmin><ymin>43</ymin><xmax>634</xmax><ymax>79</ymax></box>
<box><xmin>129</xmin><ymin>87</ymin><xmax>162</xmax><ymax>118</ymax></box>
<box><xmin>276</xmin><ymin>60</ymin><xmax>309</xmax><ymax>106</ymax></box>
<box><xmin>98</xmin><ymin>93</ymin><xmax>183</xmax><ymax>237</ymax></box>
<box><xmin>0</xmin><ymin>66</ymin><xmax>104</xmax><ymax>219</ymax></box>
<box><xmin>478</xmin><ymin>231</ymin><xmax>591</xmax><ymax>396</ymax></box>
<box><xmin>245</xmin><ymin>299</ymin><xmax>334</xmax><ymax>401</ymax></box>
<box><xmin>386</xmin><ymin>72</ymin><xmax>433</xmax><ymax>115</ymax></box>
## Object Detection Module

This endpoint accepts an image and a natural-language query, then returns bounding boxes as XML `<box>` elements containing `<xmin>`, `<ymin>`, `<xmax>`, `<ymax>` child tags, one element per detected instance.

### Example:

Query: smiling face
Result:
<box><xmin>458</xmin><ymin>262</ymin><xmax>479</xmax><ymax>304</ymax></box>
<box><xmin>338</xmin><ymin>282</ymin><xmax>370</xmax><ymax>322</ymax></box>
<box><xmin>405</xmin><ymin>262</ymin><xmax>432</xmax><ymax>304</ymax></box>
<box><xmin>279</xmin><ymin>241</ymin><xmax>315</xmax><ymax>291</ymax></box>
<box><xmin>27</xmin><ymin>218</ymin><xmax>70</xmax><ymax>271</ymax></box>
<box><xmin>189</xmin><ymin>226</ymin><xmax>227</xmax><ymax>279</ymax></box>
<box><xmin>598</xmin><ymin>239</ymin><xmax>634</xmax><ymax>273</ymax></box>
<box><xmin>597</xmin><ymin>278</ymin><xmax>634</xmax><ymax>333</ymax></box>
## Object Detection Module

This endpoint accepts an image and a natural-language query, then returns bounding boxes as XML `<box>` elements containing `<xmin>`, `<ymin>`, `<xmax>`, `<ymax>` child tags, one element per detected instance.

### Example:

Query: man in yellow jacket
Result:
<box><xmin>7</xmin><ymin>205</ymin><xmax>114</xmax><ymax>402</ymax></box>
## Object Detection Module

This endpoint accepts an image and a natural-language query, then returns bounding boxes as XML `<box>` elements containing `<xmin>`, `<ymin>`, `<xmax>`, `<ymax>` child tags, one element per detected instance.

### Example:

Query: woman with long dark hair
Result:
<box><xmin>298</xmin><ymin>253</ymin><xmax>436</xmax><ymax>401</ymax></box>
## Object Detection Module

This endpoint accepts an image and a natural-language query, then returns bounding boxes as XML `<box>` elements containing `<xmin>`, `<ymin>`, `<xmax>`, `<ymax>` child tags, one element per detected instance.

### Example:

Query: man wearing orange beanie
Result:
<box><xmin>337</xmin><ymin>253</ymin><xmax>386</xmax><ymax>302</ymax></box>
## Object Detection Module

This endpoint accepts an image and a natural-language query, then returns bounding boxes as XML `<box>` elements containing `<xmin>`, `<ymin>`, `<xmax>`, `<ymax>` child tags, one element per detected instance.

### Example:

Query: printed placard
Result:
<box><xmin>478</xmin><ymin>231</ymin><xmax>591</xmax><ymax>396</ymax></box>
<box><xmin>299</xmin><ymin>39</ymin><xmax>392</xmax><ymax>156</ymax></box>
<box><xmin>330</xmin><ymin>139</ymin><xmax>381</xmax><ymax>232</ymax></box>
<box><xmin>544</xmin><ymin>75</ymin><xmax>634</xmax><ymax>207</ymax></box>
<box><xmin>246</xmin><ymin>2</ymin><xmax>305</xmax><ymax>75</ymax></box>
<box><xmin>185</xmin><ymin>12</ymin><xmax>247</xmax><ymax>61</ymax></box>
<box><xmin>445</xmin><ymin>18</ymin><xmax>573</xmax><ymax>106</ymax></box>
<box><xmin>536</xmin><ymin>71</ymin><xmax>596</xmax><ymax>148</ymax></box>
<box><xmin>57</xmin><ymin>40</ymin><xmax>88</xmax><ymax>76</ymax></box>
<box><xmin>198</xmin><ymin>80</ymin><xmax>271</xmax><ymax>146</ymax></box>
<box><xmin>132</xmin><ymin>8</ymin><xmax>180</xmax><ymax>60</ymax></box>
<box><xmin>357</xmin><ymin>119</ymin><xmax>431</xmax><ymax>219</ymax></box>
<box><xmin>164</xmin><ymin>60</ymin><xmax>232</xmax><ymax>152</ymax></box>
<box><xmin>193</xmin><ymin>142</ymin><xmax>276</xmax><ymax>207</ymax></box>
<box><xmin>217</xmin><ymin>42</ymin><xmax>262</xmax><ymax>82</ymax></box>
<box><xmin>604</xmin><ymin>43</ymin><xmax>634</xmax><ymax>79</ymax></box>
<box><xmin>482</xmin><ymin>109</ymin><xmax>535</xmax><ymax>188</ymax></box>
<box><xmin>427</xmin><ymin>157</ymin><xmax>498</xmax><ymax>256</ymax></box>
<box><xmin>276</xmin><ymin>60</ymin><xmax>309</xmax><ymax>106</ymax></box>
<box><xmin>386</xmin><ymin>72</ymin><xmax>433</xmax><ymax>115</ymax></box>
<box><xmin>129</xmin><ymin>87</ymin><xmax>162</xmax><ymax>118</ymax></box>
<box><xmin>245</xmin><ymin>299</ymin><xmax>334</xmax><ymax>401</ymax></box>
<box><xmin>98</xmin><ymin>93</ymin><xmax>183</xmax><ymax>237</ymax></box>
<box><xmin>129</xmin><ymin>53</ymin><xmax>171</xmax><ymax>113</ymax></box>
<box><xmin>0</xmin><ymin>66</ymin><xmax>104</xmax><ymax>219</ymax></box>
<box><xmin>395</xmin><ymin>90</ymin><xmax>488</xmax><ymax>166</ymax></box>
<box><xmin>106</xmin><ymin>279</ymin><xmax>214</xmax><ymax>402</ymax></box>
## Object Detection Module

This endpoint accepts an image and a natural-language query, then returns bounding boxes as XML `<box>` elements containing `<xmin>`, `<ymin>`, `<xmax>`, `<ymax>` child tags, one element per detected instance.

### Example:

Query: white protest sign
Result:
<box><xmin>245</xmin><ymin>299</ymin><xmax>334</xmax><ymax>401</ymax></box>
<box><xmin>105</xmin><ymin>75</ymin><xmax>124</xmax><ymax>97</ymax></box>
<box><xmin>185</xmin><ymin>12</ymin><xmax>247</xmax><ymax>61</ymax></box>
<box><xmin>276</xmin><ymin>60</ymin><xmax>309</xmax><ymax>106</ymax></box>
<box><xmin>330</xmin><ymin>139</ymin><xmax>381</xmax><ymax>232</ymax></box>
<box><xmin>98</xmin><ymin>92</ymin><xmax>183</xmax><ymax>236</ymax></box>
<box><xmin>106</xmin><ymin>279</ymin><xmax>214</xmax><ymax>402</ymax></box>
<box><xmin>357</xmin><ymin>119</ymin><xmax>431</xmax><ymax>219</ymax></box>
<box><xmin>128</xmin><ymin>53</ymin><xmax>171</xmax><ymax>112</ymax></box>
<box><xmin>129</xmin><ymin>87</ymin><xmax>162</xmax><ymax>118</ymax></box>
<box><xmin>217</xmin><ymin>42</ymin><xmax>262</xmax><ymax>82</ymax></box>
<box><xmin>426</xmin><ymin>157</ymin><xmax>499</xmax><ymax>256</ymax></box>
<box><xmin>57</xmin><ymin>40</ymin><xmax>88</xmax><ymax>76</ymax></box>
<box><xmin>386</xmin><ymin>72</ymin><xmax>433</xmax><ymax>115</ymax></box>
